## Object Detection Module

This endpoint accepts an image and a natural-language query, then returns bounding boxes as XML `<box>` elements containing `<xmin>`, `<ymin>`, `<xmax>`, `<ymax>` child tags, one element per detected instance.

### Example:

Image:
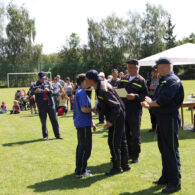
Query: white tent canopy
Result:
<box><xmin>139</xmin><ymin>43</ymin><xmax>195</xmax><ymax>66</ymax></box>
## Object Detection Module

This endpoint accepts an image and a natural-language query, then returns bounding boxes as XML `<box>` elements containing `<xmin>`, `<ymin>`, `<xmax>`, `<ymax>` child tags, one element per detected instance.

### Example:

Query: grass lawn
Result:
<box><xmin>0</xmin><ymin>80</ymin><xmax>195</xmax><ymax>195</ymax></box>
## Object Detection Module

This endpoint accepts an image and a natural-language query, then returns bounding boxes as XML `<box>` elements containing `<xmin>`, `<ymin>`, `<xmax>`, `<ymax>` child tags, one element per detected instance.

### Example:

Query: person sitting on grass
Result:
<box><xmin>0</xmin><ymin>101</ymin><xmax>7</xmax><ymax>114</ymax></box>
<box><xmin>57</xmin><ymin>92</ymin><xmax>69</xmax><ymax>116</ymax></box>
<box><xmin>10</xmin><ymin>100</ymin><xmax>21</xmax><ymax>114</ymax></box>
<box><xmin>73</xmin><ymin>73</ymin><xmax>96</xmax><ymax>178</ymax></box>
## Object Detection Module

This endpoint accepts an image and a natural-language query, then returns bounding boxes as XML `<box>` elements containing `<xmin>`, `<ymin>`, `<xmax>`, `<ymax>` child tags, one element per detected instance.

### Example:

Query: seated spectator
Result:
<box><xmin>57</xmin><ymin>92</ymin><xmax>69</xmax><ymax>116</ymax></box>
<box><xmin>15</xmin><ymin>89</ymin><xmax>28</xmax><ymax>110</ymax></box>
<box><xmin>10</xmin><ymin>100</ymin><xmax>21</xmax><ymax>114</ymax></box>
<box><xmin>0</xmin><ymin>101</ymin><xmax>7</xmax><ymax>114</ymax></box>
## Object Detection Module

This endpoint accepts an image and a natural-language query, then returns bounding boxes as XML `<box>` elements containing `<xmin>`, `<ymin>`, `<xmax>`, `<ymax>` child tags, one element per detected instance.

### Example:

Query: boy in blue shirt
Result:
<box><xmin>73</xmin><ymin>73</ymin><xmax>96</xmax><ymax>178</ymax></box>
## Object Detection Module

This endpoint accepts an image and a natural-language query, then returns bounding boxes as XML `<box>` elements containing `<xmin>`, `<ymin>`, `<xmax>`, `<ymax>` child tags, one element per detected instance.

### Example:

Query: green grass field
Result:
<box><xmin>0</xmin><ymin>80</ymin><xmax>195</xmax><ymax>195</ymax></box>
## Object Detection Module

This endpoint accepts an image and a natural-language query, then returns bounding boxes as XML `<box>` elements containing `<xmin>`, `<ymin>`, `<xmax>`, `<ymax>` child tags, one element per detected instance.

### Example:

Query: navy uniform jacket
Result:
<box><xmin>28</xmin><ymin>80</ymin><xmax>54</xmax><ymax>106</ymax></box>
<box><xmin>108</xmin><ymin>78</ymin><xmax>120</xmax><ymax>88</ymax></box>
<box><xmin>96</xmin><ymin>80</ymin><xmax>125</xmax><ymax>123</ymax></box>
<box><xmin>118</xmin><ymin>74</ymin><xmax>148</xmax><ymax>110</ymax></box>
<box><xmin>151</xmin><ymin>72</ymin><xmax>184</xmax><ymax>114</ymax></box>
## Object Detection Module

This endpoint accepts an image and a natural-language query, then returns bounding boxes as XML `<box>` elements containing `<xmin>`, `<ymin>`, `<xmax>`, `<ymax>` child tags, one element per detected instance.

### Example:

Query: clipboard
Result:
<box><xmin>115</xmin><ymin>88</ymin><xmax>127</xmax><ymax>98</ymax></box>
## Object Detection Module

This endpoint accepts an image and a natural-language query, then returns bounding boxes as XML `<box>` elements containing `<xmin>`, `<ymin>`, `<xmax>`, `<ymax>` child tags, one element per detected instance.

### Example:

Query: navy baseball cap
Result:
<box><xmin>156</xmin><ymin>58</ymin><xmax>171</xmax><ymax>66</ymax></box>
<box><xmin>151</xmin><ymin>65</ymin><xmax>157</xmax><ymax>72</ymax></box>
<box><xmin>126</xmin><ymin>59</ymin><xmax>139</xmax><ymax>66</ymax></box>
<box><xmin>38</xmin><ymin>71</ymin><xmax>46</xmax><ymax>79</ymax></box>
<box><xmin>86</xmin><ymin>70</ymin><xmax>101</xmax><ymax>82</ymax></box>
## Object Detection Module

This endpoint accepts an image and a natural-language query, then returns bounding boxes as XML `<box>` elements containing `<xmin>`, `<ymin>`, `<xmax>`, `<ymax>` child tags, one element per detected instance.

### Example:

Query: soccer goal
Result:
<box><xmin>7</xmin><ymin>72</ymin><xmax>52</xmax><ymax>88</ymax></box>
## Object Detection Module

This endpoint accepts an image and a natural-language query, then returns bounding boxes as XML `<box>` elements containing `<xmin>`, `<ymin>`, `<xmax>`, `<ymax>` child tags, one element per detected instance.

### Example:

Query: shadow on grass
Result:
<box><xmin>19</xmin><ymin>114</ymin><xmax>39</xmax><ymax>118</ymax></box>
<box><xmin>93</xmin><ymin>128</ymin><xmax>107</xmax><ymax>134</ymax></box>
<box><xmin>2</xmin><ymin>138</ymin><xmax>55</xmax><ymax>147</ymax></box>
<box><xmin>28</xmin><ymin>163</ymin><xmax>110</xmax><ymax>192</ymax></box>
<box><xmin>119</xmin><ymin>185</ymin><xmax>163</xmax><ymax>194</ymax></box>
<box><xmin>141</xmin><ymin>128</ymin><xmax>195</xmax><ymax>143</ymax></box>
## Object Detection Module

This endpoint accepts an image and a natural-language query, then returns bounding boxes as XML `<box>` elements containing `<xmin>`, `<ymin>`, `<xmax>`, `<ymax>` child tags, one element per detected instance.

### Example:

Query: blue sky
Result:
<box><xmin>2</xmin><ymin>0</ymin><xmax>195</xmax><ymax>54</ymax></box>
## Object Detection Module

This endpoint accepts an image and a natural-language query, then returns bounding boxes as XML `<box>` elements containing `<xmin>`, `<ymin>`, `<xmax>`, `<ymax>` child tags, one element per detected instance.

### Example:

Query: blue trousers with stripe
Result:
<box><xmin>75</xmin><ymin>126</ymin><xmax>92</xmax><ymax>175</ymax></box>
<box><xmin>156</xmin><ymin>111</ymin><xmax>181</xmax><ymax>186</ymax></box>
<box><xmin>38</xmin><ymin>101</ymin><xmax>61</xmax><ymax>138</ymax></box>
<box><xmin>108</xmin><ymin>112</ymin><xmax>128</xmax><ymax>162</ymax></box>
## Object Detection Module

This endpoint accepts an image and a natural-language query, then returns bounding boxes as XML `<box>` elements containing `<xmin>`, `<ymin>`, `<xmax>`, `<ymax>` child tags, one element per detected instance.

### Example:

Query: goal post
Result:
<box><xmin>7</xmin><ymin>72</ymin><xmax>52</xmax><ymax>88</ymax></box>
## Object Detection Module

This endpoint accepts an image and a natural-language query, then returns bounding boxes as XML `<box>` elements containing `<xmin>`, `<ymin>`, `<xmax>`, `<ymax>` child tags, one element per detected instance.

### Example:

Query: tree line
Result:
<box><xmin>0</xmin><ymin>2</ymin><xmax>195</xmax><ymax>87</ymax></box>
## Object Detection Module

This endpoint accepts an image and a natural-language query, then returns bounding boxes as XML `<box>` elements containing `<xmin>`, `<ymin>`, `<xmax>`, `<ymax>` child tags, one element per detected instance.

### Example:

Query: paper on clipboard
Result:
<box><xmin>115</xmin><ymin>88</ymin><xmax>127</xmax><ymax>98</ymax></box>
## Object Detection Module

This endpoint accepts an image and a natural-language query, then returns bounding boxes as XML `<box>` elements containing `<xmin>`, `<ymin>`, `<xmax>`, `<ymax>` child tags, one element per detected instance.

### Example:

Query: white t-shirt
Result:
<box><xmin>65</xmin><ymin>83</ymin><xmax>73</xmax><ymax>95</ymax></box>
<box><xmin>129</xmin><ymin>76</ymin><xmax>136</xmax><ymax>82</ymax></box>
<box><xmin>52</xmin><ymin>82</ymin><xmax>61</xmax><ymax>94</ymax></box>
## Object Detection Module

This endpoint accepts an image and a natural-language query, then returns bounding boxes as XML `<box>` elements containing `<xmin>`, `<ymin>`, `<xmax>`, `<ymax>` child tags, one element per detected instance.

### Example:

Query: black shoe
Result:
<box><xmin>122</xmin><ymin>165</ymin><xmax>131</xmax><ymax>172</ymax></box>
<box><xmin>162</xmin><ymin>185</ymin><xmax>181</xmax><ymax>193</ymax></box>
<box><xmin>149</xmin><ymin>129</ymin><xmax>155</xmax><ymax>132</ymax></box>
<box><xmin>192</xmin><ymin>128</ymin><xmax>195</xmax><ymax>132</ymax></box>
<box><xmin>131</xmin><ymin>158</ymin><xmax>139</xmax><ymax>163</ymax></box>
<box><xmin>105</xmin><ymin>168</ymin><xmax>123</xmax><ymax>176</ymax></box>
<box><xmin>153</xmin><ymin>179</ymin><xmax>167</xmax><ymax>185</ymax></box>
<box><xmin>56</xmin><ymin>136</ymin><xmax>63</xmax><ymax>139</ymax></box>
<box><xmin>43</xmin><ymin>137</ymin><xmax>48</xmax><ymax>141</ymax></box>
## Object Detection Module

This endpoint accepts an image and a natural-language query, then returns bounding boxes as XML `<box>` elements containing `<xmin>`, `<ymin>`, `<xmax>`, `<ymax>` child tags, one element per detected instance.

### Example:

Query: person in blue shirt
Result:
<box><xmin>142</xmin><ymin>58</ymin><xmax>184</xmax><ymax>194</ymax></box>
<box><xmin>73</xmin><ymin>73</ymin><xmax>96</xmax><ymax>178</ymax></box>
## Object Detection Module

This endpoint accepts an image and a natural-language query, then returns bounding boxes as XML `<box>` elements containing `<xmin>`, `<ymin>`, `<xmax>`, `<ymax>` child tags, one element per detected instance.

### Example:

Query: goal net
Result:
<box><xmin>7</xmin><ymin>72</ymin><xmax>52</xmax><ymax>88</ymax></box>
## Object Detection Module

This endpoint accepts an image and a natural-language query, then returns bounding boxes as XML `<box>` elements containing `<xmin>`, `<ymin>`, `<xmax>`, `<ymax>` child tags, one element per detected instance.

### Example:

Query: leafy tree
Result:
<box><xmin>51</xmin><ymin>33</ymin><xmax>84</xmax><ymax>81</ymax></box>
<box><xmin>87</xmin><ymin>15</ymin><xmax>127</xmax><ymax>75</ymax></box>
<box><xmin>0</xmin><ymin>2</ymin><xmax>4</xmax><ymax>39</ymax></box>
<box><xmin>125</xmin><ymin>11</ymin><xmax>142</xmax><ymax>59</ymax></box>
<box><xmin>178</xmin><ymin>33</ymin><xmax>195</xmax><ymax>45</ymax></box>
<box><xmin>0</xmin><ymin>3</ymin><xmax>42</xmax><ymax>86</ymax></box>
<box><xmin>164</xmin><ymin>16</ymin><xmax>176</xmax><ymax>49</ymax></box>
<box><xmin>140</xmin><ymin>3</ymin><xmax>169</xmax><ymax>58</ymax></box>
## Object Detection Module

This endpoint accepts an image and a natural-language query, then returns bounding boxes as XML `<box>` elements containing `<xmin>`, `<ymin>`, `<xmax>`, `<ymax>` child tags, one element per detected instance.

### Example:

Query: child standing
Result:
<box><xmin>73</xmin><ymin>73</ymin><xmax>96</xmax><ymax>178</ymax></box>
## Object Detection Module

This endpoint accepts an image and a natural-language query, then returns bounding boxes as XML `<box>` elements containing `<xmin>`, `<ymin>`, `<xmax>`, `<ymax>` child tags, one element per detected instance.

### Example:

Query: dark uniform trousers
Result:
<box><xmin>75</xmin><ymin>126</ymin><xmax>92</xmax><ymax>175</ymax></box>
<box><xmin>38</xmin><ymin>101</ymin><xmax>61</xmax><ymax>138</ymax></box>
<box><xmin>125</xmin><ymin>109</ymin><xmax>142</xmax><ymax>159</ymax></box>
<box><xmin>99</xmin><ymin>111</ymin><xmax>105</xmax><ymax>123</ymax></box>
<box><xmin>156</xmin><ymin>111</ymin><xmax>181</xmax><ymax>186</ymax></box>
<box><xmin>108</xmin><ymin>112</ymin><xmax>128</xmax><ymax>162</ymax></box>
<box><xmin>149</xmin><ymin>108</ymin><xmax>157</xmax><ymax>131</ymax></box>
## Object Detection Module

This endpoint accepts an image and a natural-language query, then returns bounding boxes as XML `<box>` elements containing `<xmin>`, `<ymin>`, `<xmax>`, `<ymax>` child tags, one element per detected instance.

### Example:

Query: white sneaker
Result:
<box><xmin>86</xmin><ymin>169</ymin><xmax>91</xmax><ymax>173</ymax></box>
<box><xmin>82</xmin><ymin>171</ymin><xmax>93</xmax><ymax>177</ymax></box>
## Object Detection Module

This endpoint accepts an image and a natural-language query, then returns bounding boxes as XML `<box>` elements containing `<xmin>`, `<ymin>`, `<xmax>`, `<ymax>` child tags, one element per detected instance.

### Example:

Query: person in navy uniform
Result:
<box><xmin>142</xmin><ymin>58</ymin><xmax>184</xmax><ymax>193</ymax></box>
<box><xmin>29</xmin><ymin>72</ymin><xmax>63</xmax><ymax>140</ymax></box>
<box><xmin>146</xmin><ymin>66</ymin><xmax>159</xmax><ymax>132</ymax></box>
<box><xmin>118</xmin><ymin>59</ymin><xmax>148</xmax><ymax>163</ymax></box>
<box><xmin>85</xmin><ymin>70</ymin><xmax>130</xmax><ymax>176</ymax></box>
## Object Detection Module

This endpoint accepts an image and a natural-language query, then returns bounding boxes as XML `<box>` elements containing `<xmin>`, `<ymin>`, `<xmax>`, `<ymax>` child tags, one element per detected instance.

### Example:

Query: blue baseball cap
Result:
<box><xmin>38</xmin><ymin>71</ymin><xmax>46</xmax><ymax>79</ymax></box>
<box><xmin>156</xmin><ymin>58</ymin><xmax>171</xmax><ymax>66</ymax></box>
<box><xmin>86</xmin><ymin>70</ymin><xmax>101</xmax><ymax>82</ymax></box>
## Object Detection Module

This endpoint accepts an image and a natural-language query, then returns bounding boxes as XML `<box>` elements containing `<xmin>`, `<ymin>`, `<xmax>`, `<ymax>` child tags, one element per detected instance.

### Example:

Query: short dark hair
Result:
<box><xmin>112</xmin><ymin>69</ymin><xmax>118</xmax><ymax>73</ymax></box>
<box><xmin>76</xmin><ymin>74</ymin><xmax>86</xmax><ymax>86</ymax></box>
<box><xmin>126</xmin><ymin>59</ymin><xmax>139</xmax><ymax>66</ymax></box>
